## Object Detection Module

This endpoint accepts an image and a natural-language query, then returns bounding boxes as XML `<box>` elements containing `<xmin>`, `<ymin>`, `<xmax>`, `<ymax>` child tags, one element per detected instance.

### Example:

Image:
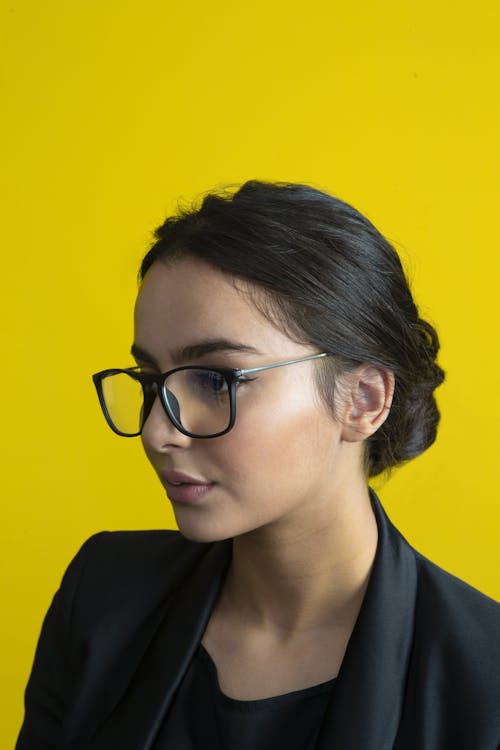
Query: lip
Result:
<box><xmin>160</xmin><ymin>469</ymin><xmax>215</xmax><ymax>504</ymax></box>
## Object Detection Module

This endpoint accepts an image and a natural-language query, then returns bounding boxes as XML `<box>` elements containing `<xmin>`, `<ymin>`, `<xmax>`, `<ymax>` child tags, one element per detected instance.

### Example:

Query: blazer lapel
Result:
<box><xmin>315</xmin><ymin>490</ymin><xmax>418</xmax><ymax>750</ymax></box>
<box><xmin>86</xmin><ymin>539</ymin><xmax>232</xmax><ymax>750</ymax></box>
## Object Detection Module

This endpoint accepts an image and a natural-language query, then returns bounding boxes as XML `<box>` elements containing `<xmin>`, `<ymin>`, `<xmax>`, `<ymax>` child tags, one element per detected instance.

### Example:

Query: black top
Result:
<box><xmin>154</xmin><ymin>645</ymin><xmax>336</xmax><ymax>750</ymax></box>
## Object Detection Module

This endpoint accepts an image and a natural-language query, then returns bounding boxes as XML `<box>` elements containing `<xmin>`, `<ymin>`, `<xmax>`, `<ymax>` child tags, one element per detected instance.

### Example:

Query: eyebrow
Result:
<box><xmin>130</xmin><ymin>339</ymin><xmax>261</xmax><ymax>367</ymax></box>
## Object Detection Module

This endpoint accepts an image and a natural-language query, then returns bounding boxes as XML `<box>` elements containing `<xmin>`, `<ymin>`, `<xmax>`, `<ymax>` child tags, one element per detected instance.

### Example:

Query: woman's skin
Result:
<box><xmin>134</xmin><ymin>257</ymin><xmax>395</xmax><ymax>700</ymax></box>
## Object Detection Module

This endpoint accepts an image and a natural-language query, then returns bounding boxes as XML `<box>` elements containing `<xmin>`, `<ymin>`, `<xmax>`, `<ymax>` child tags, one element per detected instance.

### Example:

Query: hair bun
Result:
<box><xmin>368</xmin><ymin>317</ymin><xmax>445</xmax><ymax>477</ymax></box>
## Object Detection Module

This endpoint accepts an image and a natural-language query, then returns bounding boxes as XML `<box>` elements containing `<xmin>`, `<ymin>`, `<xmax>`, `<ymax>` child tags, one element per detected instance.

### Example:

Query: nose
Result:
<box><xmin>141</xmin><ymin>393</ymin><xmax>192</xmax><ymax>452</ymax></box>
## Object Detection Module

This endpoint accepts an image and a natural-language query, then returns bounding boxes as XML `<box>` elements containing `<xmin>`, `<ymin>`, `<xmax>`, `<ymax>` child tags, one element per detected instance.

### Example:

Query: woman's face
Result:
<box><xmin>134</xmin><ymin>257</ymin><xmax>359</xmax><ymax>542</ymax></box>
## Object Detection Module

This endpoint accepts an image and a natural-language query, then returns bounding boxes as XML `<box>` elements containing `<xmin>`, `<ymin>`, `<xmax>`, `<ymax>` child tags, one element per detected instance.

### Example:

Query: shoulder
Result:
<box><xmin>58</xmin><ymin>530</ymin><xmax>213</xmax><ymax>632</ymax></box>
<box><xmin>65</xmin><ymin>528</ymin><xmax>209</xmax><ymax>591</ymax></box>
<box><xmin>414</xmin><ymin>549</ymin><xmax>500</xmax><ymax>640</ymax></box>
<box><xmin>392</xmin><ymin>549</ymin><xmax>500</xmax><ymax>746</ymax></box>
<box><xmin>412</xmin><ymin>548</ymin><xmax>500</xmax><ymax>705</ymax></box>
<box><xmin>16</xmin><ymin>531</ymin><xmax>219</xmax><ymax>748</ymax></box>
<box><xmin>376</xmin><ymin>495</ymin><xmax>499</xmax><ymax>657</ymax></box>
<box><xmin>71</xmin><ymin>528</ymin><xmax>207</xmax><ymax>573</ymax></box>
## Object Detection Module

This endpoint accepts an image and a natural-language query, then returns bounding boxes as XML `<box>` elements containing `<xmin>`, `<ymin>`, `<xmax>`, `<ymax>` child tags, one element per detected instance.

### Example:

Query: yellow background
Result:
<box><xmin>2</xmin><ymin>0</ymin><xmax>499</xmax><ymax>744</ymax></box>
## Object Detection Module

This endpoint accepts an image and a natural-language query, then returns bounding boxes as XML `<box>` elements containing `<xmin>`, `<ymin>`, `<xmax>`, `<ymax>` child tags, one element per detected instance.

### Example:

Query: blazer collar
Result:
<box><xmin>315</xmin><ymin>489</ymin><xmax>418</xmax><ymax>749</ymax></box>
<box><xmin>87</xmin><ymin>490</ymin><xmax>417</xmax><ymax>750</ymax></box>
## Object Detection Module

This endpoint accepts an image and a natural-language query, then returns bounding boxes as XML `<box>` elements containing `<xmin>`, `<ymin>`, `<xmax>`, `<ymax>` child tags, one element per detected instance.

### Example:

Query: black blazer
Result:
<box><xmin>16</xmin><ymin>491</ymin><xmax>500</xmax><ymax>749</ymax></box>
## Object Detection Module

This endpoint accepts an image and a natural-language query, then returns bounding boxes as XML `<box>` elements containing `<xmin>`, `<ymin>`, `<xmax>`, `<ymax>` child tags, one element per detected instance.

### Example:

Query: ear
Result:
<box><xmin>338</xmin><ymin>365</ymin><xmax>395</xmax><ymax>443</ymax></box>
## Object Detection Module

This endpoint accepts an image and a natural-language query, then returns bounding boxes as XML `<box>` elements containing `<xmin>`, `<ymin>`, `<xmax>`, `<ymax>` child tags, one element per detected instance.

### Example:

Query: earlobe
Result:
<box><xmin>340</xmin><ymin>366</ymin><xmax>395</xmax><ymax>443</ymax></box>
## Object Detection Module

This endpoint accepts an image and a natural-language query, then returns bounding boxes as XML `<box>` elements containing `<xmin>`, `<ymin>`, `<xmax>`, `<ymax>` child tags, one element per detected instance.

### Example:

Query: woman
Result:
<box><xmin>17</xmin><ymin>181</ymin><xmax>500</xmax><ymax>749</ymax></box>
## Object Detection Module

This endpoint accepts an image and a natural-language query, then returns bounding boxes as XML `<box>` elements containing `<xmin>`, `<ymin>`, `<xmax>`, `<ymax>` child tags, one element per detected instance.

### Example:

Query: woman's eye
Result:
<box><xmin>206</xmin><ymin>372</ymin><xmax>227</xmax><ymax>393</ymax></box>
<box><xmin>189</xmin><ymin>370</ymin><xmax>229</xmax><ymax>395</ymax></box>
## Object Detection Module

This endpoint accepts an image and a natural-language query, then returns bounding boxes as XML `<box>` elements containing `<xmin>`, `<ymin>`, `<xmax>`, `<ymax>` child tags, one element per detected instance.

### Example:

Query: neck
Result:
<box><xmin>224</xmin><ymin>482</ymin><xmax>378</xmax><ymax>638</ymax></box>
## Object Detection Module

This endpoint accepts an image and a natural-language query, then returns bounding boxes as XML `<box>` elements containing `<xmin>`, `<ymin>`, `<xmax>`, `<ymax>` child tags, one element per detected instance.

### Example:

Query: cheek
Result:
<box><xmin>210</xmin><ymin>382</ymin><xmax>338</xmax><ymax>485</ymax></box>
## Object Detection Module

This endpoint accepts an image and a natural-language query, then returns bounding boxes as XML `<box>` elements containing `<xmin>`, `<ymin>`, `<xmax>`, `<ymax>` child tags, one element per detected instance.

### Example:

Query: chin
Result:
<box><xmin>173</xmin><ymin>513</ymin><xmax>234</xmax><ymax>544</ymax></box>
<box><xmin>177</xmin><ymin>526</ymin><xmax>234</xmax><ymax>544</ymax></box>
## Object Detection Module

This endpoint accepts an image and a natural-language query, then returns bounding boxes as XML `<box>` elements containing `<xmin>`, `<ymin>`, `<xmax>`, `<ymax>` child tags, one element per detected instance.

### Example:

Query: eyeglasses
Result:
<box><xmin>92</xmin><ymin>352</ymin><xmax>332</xmax><ymax>439</ymax></box>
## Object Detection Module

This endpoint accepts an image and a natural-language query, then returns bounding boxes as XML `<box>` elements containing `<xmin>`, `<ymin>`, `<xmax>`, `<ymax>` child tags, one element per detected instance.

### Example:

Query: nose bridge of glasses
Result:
<box><xmin>161</xmin><ymin>372</ymin><xmax>204</xmax><ymax>432</ymax></box>
<box><xmin>139</xmin><ymin>379</ymin><xmax>189</xmax><ymax>443</ymax></box>
<box><xmin>163</xmin><ymin>383</ymin><xmax>181</xmax><ymax>422</ymax></box>
<box><xmin>141</xmin><ymin>375</ymin><xmax>178</xmax><ymax>424</ymax></box>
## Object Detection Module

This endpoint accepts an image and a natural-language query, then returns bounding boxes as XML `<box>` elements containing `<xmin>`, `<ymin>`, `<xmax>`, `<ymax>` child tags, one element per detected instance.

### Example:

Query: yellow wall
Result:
<box><xmin>2</xmin><ymin>0</ymin><xmax>499</xmax><ymax>743</ymax></box>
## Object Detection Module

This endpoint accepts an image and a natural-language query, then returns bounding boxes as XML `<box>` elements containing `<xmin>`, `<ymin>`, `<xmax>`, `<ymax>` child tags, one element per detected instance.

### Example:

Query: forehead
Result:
<box><xmin>134</xmin><ymin>258</ymin><xmax>291</xmax><ymax>363</ymax></box>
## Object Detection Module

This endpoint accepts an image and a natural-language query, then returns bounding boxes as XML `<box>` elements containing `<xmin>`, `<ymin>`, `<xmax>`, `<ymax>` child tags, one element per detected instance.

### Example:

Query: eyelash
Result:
<box><xmin>234</xmin><ymin>375</ymin><xmax>257</xmax><ymax>387</ymax></box>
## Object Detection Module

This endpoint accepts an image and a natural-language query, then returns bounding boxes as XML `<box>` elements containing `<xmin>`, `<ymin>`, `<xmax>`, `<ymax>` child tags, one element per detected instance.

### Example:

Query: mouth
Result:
<box><xmin>160</xmin><ymin>469</ymin><xmax>215</xmax><ymax>504</ymax></box>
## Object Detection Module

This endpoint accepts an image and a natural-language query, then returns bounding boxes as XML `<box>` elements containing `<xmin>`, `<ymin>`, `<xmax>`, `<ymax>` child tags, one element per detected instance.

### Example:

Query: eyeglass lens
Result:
<box><xmin>101</xmin><ymin>369</ymin><xmax>232</xmax><ymax>436</ymax></box>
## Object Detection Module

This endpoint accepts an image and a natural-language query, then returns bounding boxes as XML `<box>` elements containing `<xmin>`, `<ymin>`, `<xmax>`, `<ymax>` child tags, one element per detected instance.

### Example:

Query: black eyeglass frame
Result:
<box><xmin>92</xmin><ymin>352</ymin><xmax>332</xmax><ymax>439</ymax></box>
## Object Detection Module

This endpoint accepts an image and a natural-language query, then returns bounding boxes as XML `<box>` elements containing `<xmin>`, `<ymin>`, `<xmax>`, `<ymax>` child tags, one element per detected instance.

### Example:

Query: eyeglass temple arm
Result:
<box><xmin>234</xmin><ymin>352</ymin><xmax>331</xmax><ymax>378</ymax></box>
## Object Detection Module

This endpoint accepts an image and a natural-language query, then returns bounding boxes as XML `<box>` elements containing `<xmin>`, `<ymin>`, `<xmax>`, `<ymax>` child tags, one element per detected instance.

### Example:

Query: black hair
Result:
<box><xmin>140</xmin><ymin>180</ymin><xmax>445</xmax><ymax>478</ymax></box>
